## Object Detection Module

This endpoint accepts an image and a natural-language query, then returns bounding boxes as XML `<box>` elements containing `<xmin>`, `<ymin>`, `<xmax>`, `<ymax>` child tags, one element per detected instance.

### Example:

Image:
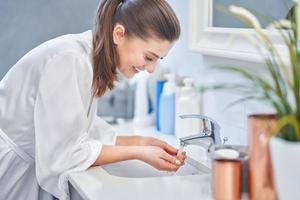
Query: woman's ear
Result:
<box><xmin>113</xmin><ymin>23</ymin><xmax>126</xmax><ymax>45</ymax></box>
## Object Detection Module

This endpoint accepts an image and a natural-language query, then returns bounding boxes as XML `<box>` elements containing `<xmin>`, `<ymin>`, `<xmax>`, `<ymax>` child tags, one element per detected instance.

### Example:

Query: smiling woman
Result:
<box><xmin>0</xmin><ymin>0</ymin><xmax>183</xmax><ymax>200</ymax></box>
<box><xmin>92</xmin><ymin>0</ymin><xmax>180</xmax><ymax>96</ymax></box>
<box><xmin>115</xmin><ymin>35</ymin><xmax>174</xmax><ymax>77</ymax></box>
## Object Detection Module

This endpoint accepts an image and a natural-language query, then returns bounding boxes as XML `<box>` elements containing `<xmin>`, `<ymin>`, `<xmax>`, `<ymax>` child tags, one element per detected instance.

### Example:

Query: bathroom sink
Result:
<box><xmin>101</xmin><ymin>157</ymin><xmax>211</xmax><ymax>178</ymax></box>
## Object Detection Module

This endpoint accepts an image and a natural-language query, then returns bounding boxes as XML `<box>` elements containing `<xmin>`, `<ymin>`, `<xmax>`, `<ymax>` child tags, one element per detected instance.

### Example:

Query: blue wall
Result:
<box><xmin>0</xmin><ymin>0</ymin><xmax>99</xmax><ymax>79</ymax></box>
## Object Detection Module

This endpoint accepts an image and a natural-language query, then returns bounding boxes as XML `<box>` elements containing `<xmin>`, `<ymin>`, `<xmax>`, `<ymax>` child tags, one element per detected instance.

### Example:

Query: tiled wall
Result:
<box><xmin>162</xmin><ymin>0</ymin><xmax>275</xmax><ymax>145</ymax></box>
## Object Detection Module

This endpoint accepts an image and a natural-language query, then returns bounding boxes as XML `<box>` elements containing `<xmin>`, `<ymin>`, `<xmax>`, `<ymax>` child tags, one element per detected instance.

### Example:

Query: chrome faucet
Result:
<box><xmin>178</xmin><ymin>114</ymin><xmax>224</xmax><ymax>151</ymax></box>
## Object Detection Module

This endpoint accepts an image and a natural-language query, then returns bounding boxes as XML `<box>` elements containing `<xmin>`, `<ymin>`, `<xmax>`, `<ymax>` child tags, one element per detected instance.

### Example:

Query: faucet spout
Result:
<box><xmin>180</xmin><ymin>133</ymin><xmax>214</xmax><ymax>150</ymax></box>
<box><xmin>178</xmin><ymin>114</ymin><xmax>222</xmax><ymax>151</ymax></box>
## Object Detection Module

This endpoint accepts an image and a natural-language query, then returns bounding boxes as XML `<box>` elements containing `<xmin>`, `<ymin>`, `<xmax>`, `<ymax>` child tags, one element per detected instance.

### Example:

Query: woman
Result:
<box><xmin>0</xmin><ymin>0</ymin><xmax>186</xmax><ymax>199</ymax></box>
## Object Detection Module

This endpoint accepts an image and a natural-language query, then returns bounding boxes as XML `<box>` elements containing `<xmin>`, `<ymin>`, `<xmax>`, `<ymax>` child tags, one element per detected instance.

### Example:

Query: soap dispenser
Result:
<box><xmin>158</xmin><ymin>73</ymin><xmax>176</xmax><ymax>135</ymax></box>
<box><xmin>175</xmin><ymin>77</ymin><xmax>202</xmax><ymax>138</ymax></box>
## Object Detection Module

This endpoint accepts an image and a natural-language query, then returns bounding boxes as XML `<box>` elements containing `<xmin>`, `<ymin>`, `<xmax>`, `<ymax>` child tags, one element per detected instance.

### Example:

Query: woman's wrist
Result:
<box><xmin>93</xmin><ymin>145</ymin><xmax>142</xmax><ymax>166</ymax></box>
<box><xmin>131</xmin><ymin>146</ymin><xmax>143</xmax><ymax>160</ymax></box>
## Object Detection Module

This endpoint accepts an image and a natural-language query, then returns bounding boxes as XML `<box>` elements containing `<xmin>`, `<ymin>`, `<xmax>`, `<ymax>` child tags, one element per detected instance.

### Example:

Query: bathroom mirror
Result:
<box><xmin>189</xmin><ymin>0</ymin><xmax>292</xmax><ymax>62</ymax></box>
<box><xmin>212</xmin><ymin>0</ymin><xmax>294</xmax><ymax>28</ymax></box>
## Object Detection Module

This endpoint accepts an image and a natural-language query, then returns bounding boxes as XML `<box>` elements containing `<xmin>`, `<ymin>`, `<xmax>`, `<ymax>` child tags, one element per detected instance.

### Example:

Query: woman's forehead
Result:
<box><xmin>128</xmin><ymin>35</ymin><xmax>173</xmax><ymax>57</ymax></box>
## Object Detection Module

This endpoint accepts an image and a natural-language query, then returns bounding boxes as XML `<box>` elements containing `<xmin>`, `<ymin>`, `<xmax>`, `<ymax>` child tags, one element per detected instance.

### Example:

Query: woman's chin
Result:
<box><xmin>122</xmin><ymin>71</ymin><xmax>135</xmax><ymax>79</ymax></box>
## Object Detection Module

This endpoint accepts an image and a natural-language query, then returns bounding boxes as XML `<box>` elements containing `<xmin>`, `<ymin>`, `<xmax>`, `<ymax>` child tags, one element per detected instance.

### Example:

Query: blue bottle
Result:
<box><xmin>159</xmin><ymin>74</ymin><xmax>176</xmax><ymax>135</ymax></box>
<box><xmin>156</xmin><ymin>80</ymin><xmax>165</xmax><ymax>131</ymax></box>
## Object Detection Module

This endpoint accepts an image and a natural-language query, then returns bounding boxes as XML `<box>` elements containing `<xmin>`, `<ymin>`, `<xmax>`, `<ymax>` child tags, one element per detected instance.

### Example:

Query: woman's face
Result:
<box><xmin>113</xmin><ymin>24</ymin><xmax>175</xmax><ymax>78</ymax></box>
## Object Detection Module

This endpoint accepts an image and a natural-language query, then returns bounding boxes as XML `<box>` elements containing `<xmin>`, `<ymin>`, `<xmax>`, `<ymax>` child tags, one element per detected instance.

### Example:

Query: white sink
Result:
<box><xmin>101</xmin><ymin>157</ymin><xmax>211</xmax><ymax>178</ymax></box>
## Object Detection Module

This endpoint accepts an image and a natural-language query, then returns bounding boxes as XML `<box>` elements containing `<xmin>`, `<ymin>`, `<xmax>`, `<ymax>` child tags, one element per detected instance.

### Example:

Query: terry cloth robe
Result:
<box><xmin>0</xmin><ymin>30</ymin><xmax>117</xmax><ymax>200</ymax></box>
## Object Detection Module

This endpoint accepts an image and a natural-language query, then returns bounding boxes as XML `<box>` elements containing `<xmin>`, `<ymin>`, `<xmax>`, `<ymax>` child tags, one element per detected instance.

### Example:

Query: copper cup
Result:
<box><xmin>248</xmin><ymin>114</ymin><xmax>277</xmax><ymax>200</ymax></box>
<box><xmin>213</xmin><ymin>159</ymin><xmax>242</xmax><ymax>200</ymax></box>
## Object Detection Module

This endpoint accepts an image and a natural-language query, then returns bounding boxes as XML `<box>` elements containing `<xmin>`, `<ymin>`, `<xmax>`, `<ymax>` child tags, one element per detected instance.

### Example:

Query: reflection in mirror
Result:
<box><xmin>212</xmin><ymin>0</ymin><xmax>295</xmax><ymax>28</ymax></box>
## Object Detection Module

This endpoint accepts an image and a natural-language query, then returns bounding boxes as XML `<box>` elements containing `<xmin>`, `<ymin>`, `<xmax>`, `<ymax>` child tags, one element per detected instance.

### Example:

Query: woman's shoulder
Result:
<box><xmin>18</xmin><ymin>31</ymin><xmax>91</xmax><ymax>68</ymax></box>
<box><xmin>33</xmin><ymin>30</ymin><xmax>92</xmax><ymax>61</ymax></box>
<box><xmin>39</xmin><ymin>31</ymin><xmax>94</xmax><ymax>91</ymax></box>
<box><xmin>24</xmin><ymin>30</ymin><xmax>93</xmax><ymax>78</ymax></box>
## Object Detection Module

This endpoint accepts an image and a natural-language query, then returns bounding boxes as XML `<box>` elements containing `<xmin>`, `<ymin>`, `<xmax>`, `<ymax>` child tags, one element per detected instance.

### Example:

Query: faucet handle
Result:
<box><xmin>179</xmin><ymin>114</ymin><xmax>220</xmax><ymax>133</ymax></box>
<box><xmin>222</xmin><ymin>137</ymin><xmax>228</xmax><ymax>145</ymax></box>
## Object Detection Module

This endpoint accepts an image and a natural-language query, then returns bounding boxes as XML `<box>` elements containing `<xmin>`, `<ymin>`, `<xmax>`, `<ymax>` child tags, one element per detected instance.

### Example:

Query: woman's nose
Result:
<box><xmin>145</xmin><ymin>63</ymin><xmax>155</xmax><ymax>73</ymax></box>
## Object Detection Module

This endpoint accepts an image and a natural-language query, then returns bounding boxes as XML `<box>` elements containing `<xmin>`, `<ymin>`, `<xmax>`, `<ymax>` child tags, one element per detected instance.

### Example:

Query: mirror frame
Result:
<box><xmin>189</xmin><ymin>0</ymin><xmax>288</xmax><ymax>63</ymax></box>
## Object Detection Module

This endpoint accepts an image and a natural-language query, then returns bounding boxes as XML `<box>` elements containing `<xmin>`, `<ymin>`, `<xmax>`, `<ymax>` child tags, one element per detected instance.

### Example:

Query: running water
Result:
<box><xmin>177</xmin><ymin>144</ymin><xmax>184</xmax><ymax>156</ymax></box>
<box><xmin>172</xmin><ymin>144</ymin><xmax>185</xmax><ymax>176</ymax></box>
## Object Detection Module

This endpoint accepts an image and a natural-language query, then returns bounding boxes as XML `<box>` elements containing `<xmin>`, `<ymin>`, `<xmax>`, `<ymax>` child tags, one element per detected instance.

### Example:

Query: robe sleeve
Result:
<box><xmin>89</xmin><ymin>106</ymin><xmax>117</xmax><ymax>146</ymax></box>
<box><xmin>34</xmin><ymin>51</ymin><xmax>103</xmax><ymax>200</ymax></box>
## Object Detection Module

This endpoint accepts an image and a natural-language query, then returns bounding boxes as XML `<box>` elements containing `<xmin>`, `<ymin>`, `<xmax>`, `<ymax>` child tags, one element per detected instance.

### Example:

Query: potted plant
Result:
<box><xmin>202</xmin><ymin>3</ymin><xmax>300</xmax><ymax>199</ymax></box>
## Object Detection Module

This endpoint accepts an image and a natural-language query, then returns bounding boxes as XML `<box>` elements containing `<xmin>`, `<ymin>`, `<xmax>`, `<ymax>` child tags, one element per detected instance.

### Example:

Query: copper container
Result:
<box><xmin>248</xmin><ymin>114</ymin><xmax>277</xmax><ymax>200</ymax></box>
<box><xmin>213</xmin><ymin>159</ymin><xmax>242</xmax><ymax>200</ymax></box>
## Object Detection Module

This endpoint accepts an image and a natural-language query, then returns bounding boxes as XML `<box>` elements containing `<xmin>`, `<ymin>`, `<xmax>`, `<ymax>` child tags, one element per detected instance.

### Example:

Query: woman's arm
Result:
<box><xmin>92</xmin><ymin>145</ymin><xmax>140</xmax><ymax>166</ymax></box>
<box><xmin>93</xmin><ymin>144</ymin><xmax>186</xmax><ymax>171</ymax></box>
<box><xmin>115</xmin><ymin>136</ymin><xmax>142</xmax><ymax>146</ymax></box>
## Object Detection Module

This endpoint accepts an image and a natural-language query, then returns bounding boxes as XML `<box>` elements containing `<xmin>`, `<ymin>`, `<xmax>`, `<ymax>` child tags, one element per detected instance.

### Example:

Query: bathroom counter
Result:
<box><xmin>69</xmin><ymin>166</ymin><xmax>212</xmax><ymax>200</ymax></box>
<box><xmin>68</xmin><ymin>122</ymin><xmax>217</xmax><ymax>200</ymax></box>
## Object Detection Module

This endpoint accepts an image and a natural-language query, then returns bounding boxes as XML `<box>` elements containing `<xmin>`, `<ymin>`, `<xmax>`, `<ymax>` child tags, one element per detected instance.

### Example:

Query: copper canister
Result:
<box><xmin>213</xmin><ymin>159</ymin><xmax>242</xmax><ymax>200</ymax></box>
<box><xmin>248</xmin><ymin>114</ymin><xmax>277</xmax><ymax>200</ymax></box>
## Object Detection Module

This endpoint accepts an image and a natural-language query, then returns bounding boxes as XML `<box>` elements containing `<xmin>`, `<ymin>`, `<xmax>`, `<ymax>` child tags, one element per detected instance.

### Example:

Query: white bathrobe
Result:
<box><xmin>0</xmin><ymin>30</ymin><xmax>117</xmax><ymax>200</ymax></box>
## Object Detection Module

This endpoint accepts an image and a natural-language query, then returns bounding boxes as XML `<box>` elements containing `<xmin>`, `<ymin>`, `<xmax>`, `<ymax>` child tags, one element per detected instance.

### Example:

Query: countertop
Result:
<box><xmin>69</xmin><ymin>166</ymin><xmax>212</xmax><ymax>200</ymax></box>
<box><xmin>68</xmin><ymin>121</ymin><xmax>213</xmax><ymax>200</ymax></box>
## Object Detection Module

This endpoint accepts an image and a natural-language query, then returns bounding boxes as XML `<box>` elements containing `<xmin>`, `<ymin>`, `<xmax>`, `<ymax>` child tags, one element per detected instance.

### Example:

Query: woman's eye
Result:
<box><xmin>145</xmin><ymin>57</ymin><xmax>153</xmax><ymax>62</ymax></box>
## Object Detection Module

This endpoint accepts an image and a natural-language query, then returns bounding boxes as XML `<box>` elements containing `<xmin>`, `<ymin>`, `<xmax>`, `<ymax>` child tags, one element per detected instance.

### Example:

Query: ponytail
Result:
<box><xmin>92</xmin><ymin>0</ymin><xmax>122</xmax><ymax>97</ymax></box>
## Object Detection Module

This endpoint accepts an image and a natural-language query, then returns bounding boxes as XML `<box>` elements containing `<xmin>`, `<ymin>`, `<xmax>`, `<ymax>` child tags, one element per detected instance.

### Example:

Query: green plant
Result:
<box><xmin>202</xmin><ymin>4</ymin><xmax>300</xmax><ymax>141</ymax></box>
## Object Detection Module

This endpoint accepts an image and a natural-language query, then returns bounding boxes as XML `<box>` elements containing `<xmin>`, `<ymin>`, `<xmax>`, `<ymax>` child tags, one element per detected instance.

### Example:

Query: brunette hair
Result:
<box><xmin>92</xmin><ymin>0</ymin><xmax>180</xmax><ymax>97</ymax></box>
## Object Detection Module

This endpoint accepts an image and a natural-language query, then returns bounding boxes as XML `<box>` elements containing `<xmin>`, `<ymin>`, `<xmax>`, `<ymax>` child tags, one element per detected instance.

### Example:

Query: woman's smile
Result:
<box><xmin>133</xmin><ymin>66</ymin><xmax>144</xmax><ymax>73</ymax></box>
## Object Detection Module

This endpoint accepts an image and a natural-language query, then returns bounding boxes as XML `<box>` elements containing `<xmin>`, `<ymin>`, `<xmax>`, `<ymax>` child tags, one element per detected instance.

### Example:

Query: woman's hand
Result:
<box><xmin>137</xmin><ymin>136</ymin><xmax>179</xmax><ymax>155</ymax></box>
<box><xmin>139</xmin><ymin>136</ymin><xmax>186</xmax><ymax>171</ymax></box>
<box><xmin>116</xmin><ymin>136</ymin><xmax>187</xmax><ymax>171</ymax></box>
<box><xmin>137</xmin><ymin>146</ymin><xmax>186</xmax><ymax>171</ymax></box>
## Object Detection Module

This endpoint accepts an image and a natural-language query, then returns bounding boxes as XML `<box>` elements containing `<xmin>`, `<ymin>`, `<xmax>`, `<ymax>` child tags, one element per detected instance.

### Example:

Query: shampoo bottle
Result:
<box><xmin>159</xmin><ymin>74</ymin><xmax>176</xmax><ymax>135</ymax></box>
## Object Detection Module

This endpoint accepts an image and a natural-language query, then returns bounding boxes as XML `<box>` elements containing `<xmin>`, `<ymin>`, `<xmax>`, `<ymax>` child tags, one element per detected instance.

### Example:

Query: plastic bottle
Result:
<box><xmin>159</xmin><ymin>74</ymin><xmax>176</xmax><ymax>135</ymax></box>
<box><xmin>175</xmin><ymin>77</ymin><xmax>202</xmax><ymax>138</ymax></box>
<box><xmin>149</xmin><ymin>65</ymin><xmax>169</xmax><ymax>131</ymax></box>
<box><xmin>155</xmin><ymin>80</ymin><xmax>165</xmax><ymax>131</ymax></box>
<box><xmin>133</xmin><ymin>71</ymin><xmax>154</xmax><ymax>126</ymax></box>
